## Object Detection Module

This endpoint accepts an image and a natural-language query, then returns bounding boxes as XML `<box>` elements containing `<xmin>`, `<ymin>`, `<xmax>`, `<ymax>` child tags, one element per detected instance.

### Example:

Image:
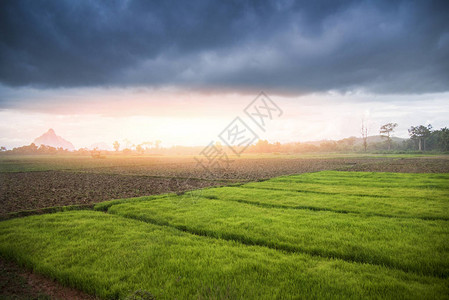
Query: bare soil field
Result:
<box><xmin>0</xmin><ymin>172</ymin><xmax>221</xmax><ymax>216</ymax></box>
<box><xmin>1</xmin><ymin>155</ymin><xmax>448</xmax><ymax>216</ymax></box>
<box><xmin>75</xmin><ymin>157</ymin><xmax>366</xmax><ymax>180</ymax></box>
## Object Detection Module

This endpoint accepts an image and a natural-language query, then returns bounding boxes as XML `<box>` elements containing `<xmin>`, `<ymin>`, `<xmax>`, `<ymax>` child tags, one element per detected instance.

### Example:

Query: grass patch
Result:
<box><xmin>243</xmin><ymin>172</ymin><xmax>449</xmax><ymax>199</ymax></box>
<box><xmin>108</xmin><ymin>196</ymin><xmax>449</xmax><ymax>277</ymax></box>
<box><xmin>0</xmin><ymin>211</ymin><xmax>447</xmax><ymax>299</ymax></box>
<box><xmin>93</xmin><ymin>194</ymin><xmax>175</xmax><ymax>212</ymax></box>
<box><xmin>1</xmin><ymin>170</ymin><xmax>448</xmax><ymax>298</ymax></box>
<box><xmin>0</xmin><ymin>204</ymin><xmax>95</xmax><ymax>221</ymax></box>
<box><xmin>199</xmin><ymin>186</ymin><xmax>449</xmax><ymax>220</ymax></box>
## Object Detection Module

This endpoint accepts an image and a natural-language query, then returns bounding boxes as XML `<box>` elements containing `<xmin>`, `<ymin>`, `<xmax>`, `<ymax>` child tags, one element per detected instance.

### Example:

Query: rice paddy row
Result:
<box><xmin>0</xmin><ymin>171</ymin><xmax>448</xmax><ymax>298</ymax></box>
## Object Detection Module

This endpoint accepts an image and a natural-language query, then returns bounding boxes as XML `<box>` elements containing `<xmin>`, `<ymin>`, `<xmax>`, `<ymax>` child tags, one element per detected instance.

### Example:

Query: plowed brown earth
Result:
<box><xmin>1</xmin><ymin>156</ymin><xmax>449</xmax><ymax>216</ymax></box>
<box><xmin>0</xmin><ymin>157</ymin><xmax>374</xmax><ymax>216</ymax></box>
<box><xmin>0</xmin><ymin>172</ymin><xmax>222</xmax><ymax>216</ymax></box>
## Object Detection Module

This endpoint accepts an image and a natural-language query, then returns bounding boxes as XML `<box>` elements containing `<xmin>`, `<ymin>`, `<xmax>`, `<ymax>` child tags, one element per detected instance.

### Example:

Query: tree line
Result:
<box><xmin>0</xmin><ymin>143</ymin><xmax>70</xmax><ymax>155</ymax></box>
<box><xmin>245</xmin><ymin>123</ymin><xmax>449</xmax><ymax>153</ymax></box>
<box><xmin>1</xmin><ymin>124</ymin><xmax>448</xmax><ymax>155</ymax></box>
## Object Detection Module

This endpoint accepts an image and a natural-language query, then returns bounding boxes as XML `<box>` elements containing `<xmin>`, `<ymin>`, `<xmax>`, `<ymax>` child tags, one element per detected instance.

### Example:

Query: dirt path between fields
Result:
<box><xmin>0</xmin><ymin>257</ymin><xmax>97</xmax><ymax>299</ymax></box>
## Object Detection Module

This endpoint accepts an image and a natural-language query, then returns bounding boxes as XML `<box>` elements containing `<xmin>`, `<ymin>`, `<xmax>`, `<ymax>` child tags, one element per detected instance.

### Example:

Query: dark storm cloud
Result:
<box><xmin>1</xmin><ymin>0</ymin><xmax>448</xmax><ymax>94</ymax></box>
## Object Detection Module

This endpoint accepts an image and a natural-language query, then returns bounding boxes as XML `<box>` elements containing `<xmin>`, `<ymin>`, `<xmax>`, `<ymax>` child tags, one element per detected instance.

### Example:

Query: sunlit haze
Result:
<box><xmin>1</xmin><ymin>1</ymin><xmax>448</xmax><ymax>150</ymax></box>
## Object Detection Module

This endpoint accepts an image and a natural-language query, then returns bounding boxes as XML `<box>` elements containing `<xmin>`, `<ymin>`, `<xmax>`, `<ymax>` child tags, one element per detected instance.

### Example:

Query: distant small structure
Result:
<box><xmin>90</xmin><ymin>148</ymin><xmax>106</xmax><ymax>159</ymax></box>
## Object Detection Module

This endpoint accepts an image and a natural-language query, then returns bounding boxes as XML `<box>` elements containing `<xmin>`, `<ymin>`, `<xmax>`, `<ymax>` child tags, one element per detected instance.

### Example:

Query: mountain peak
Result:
<box><xmin>33</xmin><ymin>129</ymin><xmax>75</xmax><ymax>150</ymax></box>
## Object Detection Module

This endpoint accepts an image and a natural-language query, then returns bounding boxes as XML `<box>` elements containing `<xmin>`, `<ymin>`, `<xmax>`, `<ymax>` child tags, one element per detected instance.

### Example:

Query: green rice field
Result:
<box><xmin>1</xmin><ymin>171</ymin><xmax>448</xmax><ymax>299</ymax></box>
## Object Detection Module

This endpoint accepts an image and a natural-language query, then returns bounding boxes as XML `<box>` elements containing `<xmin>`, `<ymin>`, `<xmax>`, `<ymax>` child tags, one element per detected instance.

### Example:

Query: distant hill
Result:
<box><xmin>302</xmin><ymin>135</ymin><xmax>407</xmax><ymax>146</ymax></box>
<box><xmin>33</xmin><ymin>129</ymin><xmax>75</xmax><ymax>150</ymax></box>
<box><xmin>355</xmin><ymin>135</ymin><xmax>407</xmax><ymax>145</ymax></box>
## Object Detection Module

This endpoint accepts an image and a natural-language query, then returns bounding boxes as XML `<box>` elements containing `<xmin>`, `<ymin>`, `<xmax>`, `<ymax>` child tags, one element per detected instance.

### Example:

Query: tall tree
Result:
<box><xmin>408</xmin><ymin>125</ymin><xmax>432</xmax><ymax>151</ymax></box>
<box><xmin>379</xmin><ymin>123</ymin><xmax>398</xmax><ymax>151</ymax></box>
<box><xmin>136</xmin><ymin>144</ymin><xmax>144</xmax><ymax>155</ymax></box>
<box><xmin>437</xmin><ymin>127</ymin><xmax>449</xmax><ymax>151</ymax></box>
<box><xmin>113</xmin><ymin>141</ymin><xmax>120</xmax><ymax>152</ymax></box>
<box><xmin>429</xmin><ymin>127</ymin><xmax>449</xmax><ymax>151</ymax></box>
<box><xmin>141</xmin><ymin>141</ymin><xmax>153</xmax><ymax>150</ymax></box>
<box><xmin>361</xmin><ymin>119</ymin><xmax>369</xmax><ymax>152</ymax></box>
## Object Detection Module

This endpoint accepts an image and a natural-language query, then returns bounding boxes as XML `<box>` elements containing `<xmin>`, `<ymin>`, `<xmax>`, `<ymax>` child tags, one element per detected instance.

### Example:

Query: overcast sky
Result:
<box><xmin>1</xmin><ymin>0</ymin><xmax>448</xmax><ymax>148</ymax></box>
